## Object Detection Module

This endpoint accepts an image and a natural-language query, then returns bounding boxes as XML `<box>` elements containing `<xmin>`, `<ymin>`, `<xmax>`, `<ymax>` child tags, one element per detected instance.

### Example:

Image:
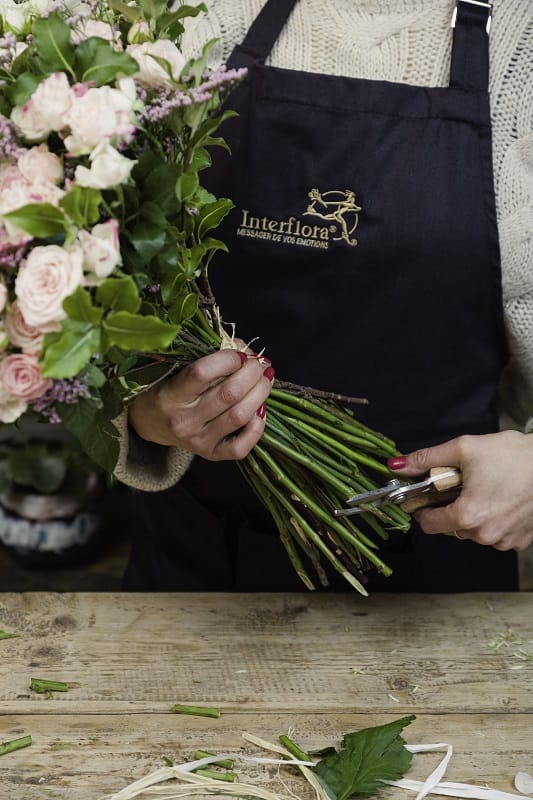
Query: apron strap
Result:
<box><xmin>227</xmin><ymin>0</ymin><xmax>299</xmax><ymax>68</ymax></box>
<box><xmin>449</xmin><ymin>0</ymin><xmax>492</xmax><ymax>91</ymax></box>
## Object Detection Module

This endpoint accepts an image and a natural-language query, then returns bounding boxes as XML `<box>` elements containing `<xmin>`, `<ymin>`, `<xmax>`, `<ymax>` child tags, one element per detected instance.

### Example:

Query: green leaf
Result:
<box><xmin>96</xmin><ymin>275</ymin><xmax>141</xmax><ymax>313</ymax></box>
<box><xmin>314</xmin><ymin>716</ymin><xmax>415</xmax><ymax>800</ymax></box>
<box><xmin>108</xmin><ymin>0</ymin><xmax>142</xmax><ymax>22</ymax></box>
<box><xmin>63</xmin><ymin>287</ymin><xmax>103</xmax><ymax>324</ymax></box>
<box><xmin>103</xmin><ymin>312</ymin><xmax>179</xmax><ymax>351</ymax></box>
<box><xmin>60</xmin><ymin>187</ymin><xmax>102</xmax><ymax>228</ymax></box>
<box><xmin>3</xmin><ymin>203</ymin><xmax>67</xmax><ymax>239</ymax></box>
<box><xmin>32</xmin><ymin>13</ymin><xmax>75</xmax><ymax>74</ymax></box>
<box><xmin>5</xmin><ymin>72</ymin><xmax>42</xmax><ymax>107</ymax></box>
<box><xmin>196</xmin><ymin>198</ymin><xmax>233</xmax><ymax>241</ymax></box>
<box><xmin>168</xmin><ymin>292</ymin><xmax>198</xmax><ymax>325</ymax></box>
<box><xmin>142</xmin><ymin>164</ymin><xmax>181</xmax><ymax>215</ymax></box>
<box><xmin>176</xmin><ymin>169</ymin><xmax>199</xmax><ymax>203</ymax></box>
<box><xmin>40</xmin><ymin>321</ymin><xmax>101</xmax><ymax>379</ymax></box>
<box><xmin>75</xmin><ymin>38</ymin><xmax>139</xmax><ymax>86</ymax></box>
<box><xmin>59</xmin><ymin>398</ymin><xmax>119</xmax><ymax>474</ymax></box>
<box><xmin>129</xmin><ymin>223</ymin><xmax>167</xmax><ymax>267</ymax></box>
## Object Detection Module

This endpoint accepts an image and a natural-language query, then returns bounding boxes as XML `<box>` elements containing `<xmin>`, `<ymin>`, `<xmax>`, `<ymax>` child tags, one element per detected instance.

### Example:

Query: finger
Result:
<box><xmin>211</xmin><ymin>407</ymin><xmax>267</xmax><ymax>461</ymax></box>
<box><xmin>414</xmin><ymin>502</ymin><xmax>461</xmax><ymax>535</ymax></box>
<box><xmin>388</xmin><ymin>437</ymin><xmax>470</xmax><ymax>477</ymax></box>
<box><xmin>200</xmin><ymin>360</ymin><xmax>273</xmax><ymax>426</ymax></box>
<box><xmin>165</xmin><ymin>349</ymin><xmax>248</xmax><ymax>405</ymax></box>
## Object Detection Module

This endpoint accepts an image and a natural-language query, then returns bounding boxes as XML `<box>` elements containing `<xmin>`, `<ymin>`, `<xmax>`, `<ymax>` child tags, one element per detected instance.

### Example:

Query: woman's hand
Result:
<box><xmin>387</xmin><ymin>431</ymin><xmax>533</xmax><ymax>551</ymax></box>
<box><xmin>128</xmin><ymin>349</ymin><xmax>275</xmax><ymax>461</ymax></box>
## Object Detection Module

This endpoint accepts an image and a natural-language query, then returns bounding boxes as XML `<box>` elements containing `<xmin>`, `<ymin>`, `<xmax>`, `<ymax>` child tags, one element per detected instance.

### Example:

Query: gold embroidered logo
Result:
<box><xmin>304</xmin><ymin>188</ymin><xmax>361</xmax><ymax>247</ymax></box>
<box><xmin>236</xmin><ymin>187</ymin><xmax>362</xmax><ymax>250</ymax></box>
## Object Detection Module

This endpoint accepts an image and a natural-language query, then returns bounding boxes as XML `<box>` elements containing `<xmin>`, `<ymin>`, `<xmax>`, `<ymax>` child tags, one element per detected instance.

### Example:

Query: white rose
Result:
<box><xmin>74</xmin><ymin>142</ymin><xmax>136</xmax><ymax>190</ymax></box>
<box><xmin>27</xmin><ymin>180</ymin><xmax>65</xmax><ymax>207</ymax></box>
<box><xmin>31</xmin><ymin>72</ymin><xmax>73</xmax><ymax>132</ymax></box>
<box><xmin>0</xmin><ymin>175</ymin><xmax>34</xmax><ymax>245</ymax></box>
<box><xmin>78</xmin><ymin>219</ymin><xmax>121</xmax><ymax>279</ymax></box>
<box><xmin>127</xmin><ymin>39</ymin><xmax>186</xmax><ymax>88</ymax></box>
<box><xmin>11</xmin><ymin>100</ymin><xmax>51</xmax><ymax>142</ymax></box>
<box><xmin>65</xmin><ymin>84</ymin><xmax>136</xmax><ymax>155</ymax></box>
<box><xmin>0</xmin><ymin>382</ymin><xmax>27</xmax><ymax>423</ymax></box>
<box><xmin>18</xmin><ymin>145</ymin><xmax>63</xmax><ymax>185</ymax></box>
<box><xmin>127</xmin><ymin>20</ymin><xmax>151</xmax><ymax>44</ymax></box>
<box><xmin>71</xmin><ymin>19</ymin><xmax>122</xmax><ymax>47</ymax></box>
<box><xmin>0</xmin><ymin>283</ymin><xmax>7</xmax><ymax>314</ymax></box>
<box><xmin>0</xmin><ymin>0</ymin><xmax>31</xmax><ymax>34</ymax></box>
<box><xmin>15</xmin><ymin>245</ymin><xmax>84</xmax><ymax>327</ymax></box>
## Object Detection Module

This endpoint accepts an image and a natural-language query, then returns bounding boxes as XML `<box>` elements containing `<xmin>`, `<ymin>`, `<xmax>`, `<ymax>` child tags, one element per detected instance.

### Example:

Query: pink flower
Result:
<box><xmin>17</xmin><ymin>145</ymin><xmax>63</xmax><ymax>185</ymax></box>
<box><xmin>4</xmin><ymin>301</ymin><xmax>48</xmax><ymax>354</ymax></box>
<box><xmin>15</xmin><ymin>245</ymin><xmax>84</xmax><ymax>328</ymax></box>
<box><xmin>0</xmin><ymin>352</ymin><xmax>52</xmax><ymax>401</ymax></box>
<box><xmin>78</xmin><ymin>219</ymin><xmax>121</xmax><ymax>279</ymax></box>
<box><xmin>11</xmin><ymin>73</ymin><xmax>73</xmax><ymax>142</ymax></box>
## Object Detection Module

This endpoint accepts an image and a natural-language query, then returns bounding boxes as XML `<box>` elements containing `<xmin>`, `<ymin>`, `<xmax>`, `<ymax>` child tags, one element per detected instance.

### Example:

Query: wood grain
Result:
<box><xmin>0</xmin><ymin>593</ymin><xmax>531</xmax><ymax>799</ymax></box>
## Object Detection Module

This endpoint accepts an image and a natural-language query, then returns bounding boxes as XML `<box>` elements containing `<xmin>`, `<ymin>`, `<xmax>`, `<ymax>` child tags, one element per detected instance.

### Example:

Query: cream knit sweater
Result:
<box><xmin>114</xmin><ymin>0</ymin><xmax>533</xmax><ymax>491</ymax></box>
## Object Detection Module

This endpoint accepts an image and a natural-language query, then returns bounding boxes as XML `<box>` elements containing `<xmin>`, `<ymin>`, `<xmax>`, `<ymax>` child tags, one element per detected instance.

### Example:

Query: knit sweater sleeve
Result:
<box><xmin>113</xmin><ymin>409</ymin><xmax>194</xmax><ymax>491</ymax></box>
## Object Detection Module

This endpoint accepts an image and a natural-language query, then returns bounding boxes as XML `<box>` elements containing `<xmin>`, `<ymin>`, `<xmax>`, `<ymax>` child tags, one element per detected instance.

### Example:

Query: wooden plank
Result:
<box><xmin>0</xmin><ymin>593</ymin><xmax>531</xmax><ymax>714</ymax></box>
<box><xmin>0</xmin><ymin>713</ymin><xmax>530</xmax><ymax>800</ymax></box>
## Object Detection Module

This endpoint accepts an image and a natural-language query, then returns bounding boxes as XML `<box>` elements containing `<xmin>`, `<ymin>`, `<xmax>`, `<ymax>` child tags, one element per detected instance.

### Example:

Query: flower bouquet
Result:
<box><xmin>0</xmin><ymin>0</ymin><xmax>410</xmax><ymax>594</ymax></box>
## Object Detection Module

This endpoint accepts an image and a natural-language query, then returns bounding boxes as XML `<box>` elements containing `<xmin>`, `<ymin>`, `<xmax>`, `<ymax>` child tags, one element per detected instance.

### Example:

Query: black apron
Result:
<box><xmin>124</xmin><ymin>0</ymin><xmax>518</xmax><ymax>592</ymax></box>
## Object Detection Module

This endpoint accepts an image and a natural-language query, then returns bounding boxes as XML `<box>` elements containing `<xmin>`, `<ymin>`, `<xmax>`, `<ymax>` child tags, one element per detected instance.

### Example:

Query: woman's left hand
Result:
<box><xmin>387</xmin><ymin>430</ymin><xmax>533</xmax><ymax>551</ymax></box>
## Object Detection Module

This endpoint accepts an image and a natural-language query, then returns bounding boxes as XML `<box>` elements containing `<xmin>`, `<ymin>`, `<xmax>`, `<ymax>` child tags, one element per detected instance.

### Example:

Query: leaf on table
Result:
<box><xmin>313</xmin><ymin>715</ymin><xmax>416</xmax><ymax>800</ymax></box>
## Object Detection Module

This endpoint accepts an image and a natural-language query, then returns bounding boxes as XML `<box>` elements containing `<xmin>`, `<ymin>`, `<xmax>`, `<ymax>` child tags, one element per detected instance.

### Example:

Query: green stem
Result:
<box><xmin>253</xmin><ymin>444</ymin><xmax>392</xmax><ymax>576</ymax></box>
<box><xmin>0</xmin><ymin>631</ymin><xmax>17</xmax><ymax>640</ymax></box>
<box><xmin>170</xmin><ymin>704</ymin><xmax>221</xmax><ymax>718</ymax></box>
<box><xmin>193</xmin><ymin>769</ymin><xmax>237</xmax><ymax>782</ymax></box>
<box><xmin>193</xmin><ymin>751</ymin><xmax>234</xmax><ymax>770</ymax></box>
<box><xmin>0</xmin><ymin>735</ymin><xmax>32</xmax><ymax>757</ymax></box>
<box><xmin>30</xmin><ymin>678</ymin><xmax>68</xmax><ymax>694</ymax></box>
<box><xmin>279</xmin><ymin>735</ymin><xmax>312</xmax><ymax>762</ymax></box>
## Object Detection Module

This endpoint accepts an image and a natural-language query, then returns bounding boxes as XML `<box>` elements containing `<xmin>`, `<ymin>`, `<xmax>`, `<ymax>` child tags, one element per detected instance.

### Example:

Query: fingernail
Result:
<box><xmin>263</xmin><ymin>366</ymin><xmax>275</xmax><ymax>381</ymax></box>
<box><xmin>387</xmin><ymin>456</ymin><xmax>407</xmax><ymax>470</ymax></box>
<box><xmin>257</xmin><ymin>403</ymin><xmax>267</xmax><ymax>419</ymax></box>
<box><xmin>259</xmin><ymin>355</ymin><xmax>272</xmax><ymax>366</ymax></box>
<box><xmin>236</xmin><ymin>351</ymin><xmax>247</xmax><ymax>364</ymax></box>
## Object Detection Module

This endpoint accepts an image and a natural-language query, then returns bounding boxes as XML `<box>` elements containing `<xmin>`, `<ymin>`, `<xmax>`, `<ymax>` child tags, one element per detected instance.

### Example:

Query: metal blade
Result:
<box><xmin>344</xmin><ymin>478</ymin><xmax>406</xmax><ymax>507</ymax></box>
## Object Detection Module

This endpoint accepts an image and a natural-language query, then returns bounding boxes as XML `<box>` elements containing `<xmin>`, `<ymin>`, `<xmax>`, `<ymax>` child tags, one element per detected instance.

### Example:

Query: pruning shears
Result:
<box><xmin>334</xmin><ymin>467</ymin><xmax>462</xmax><ymax>516</ymax></box>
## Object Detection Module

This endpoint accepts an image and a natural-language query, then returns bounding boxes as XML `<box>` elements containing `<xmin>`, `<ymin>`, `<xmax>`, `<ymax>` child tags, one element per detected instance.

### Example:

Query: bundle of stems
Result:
<box><xmin>148</xmin><ymin>303</ymin><xmax>411</xmax><ymax>595</ymax></box>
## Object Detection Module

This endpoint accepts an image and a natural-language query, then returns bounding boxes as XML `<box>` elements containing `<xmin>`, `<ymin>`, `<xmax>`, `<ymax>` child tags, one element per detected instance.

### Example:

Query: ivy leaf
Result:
<box><xmin>40</xmin><ymin>320</ymin><xmax>101</xmax><ymax>379</ymax></box>
<box><xmin>129</xmin><ymin>222</ymin><xmax>167</xmax><ymax>267</ymax></box>
<box><xmin>3</xmin><ymin>203</ymin><xmax>67</xmax><ymax>239</ymax></box>
<box><xmin>313</xmin><ymin>716</ymin><xmax>415</xmax><ymax>800</ymax></box>
<box><xmin>103</xmin><ymin>311</ymin><xmax>179</xmax><ymax>351</ymax></box>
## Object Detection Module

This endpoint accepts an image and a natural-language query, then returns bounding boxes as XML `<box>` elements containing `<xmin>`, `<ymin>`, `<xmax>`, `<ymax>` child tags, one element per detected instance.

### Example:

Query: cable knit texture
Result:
<box><xmin>115</xmin><ymin>0</ymin><xmax>533</xmax><ymax>491</ymax></box>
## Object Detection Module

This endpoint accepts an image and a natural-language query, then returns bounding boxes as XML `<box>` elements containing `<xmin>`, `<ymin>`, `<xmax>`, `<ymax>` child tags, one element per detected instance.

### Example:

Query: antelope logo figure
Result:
<box><xmin>304</xmin><ymin>188</ymin><xmax>361</xmax><ymax>246</ymax></box>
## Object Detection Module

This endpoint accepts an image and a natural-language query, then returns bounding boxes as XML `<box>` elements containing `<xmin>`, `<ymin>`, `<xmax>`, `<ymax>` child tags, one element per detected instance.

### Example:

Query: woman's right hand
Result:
<box><xmin>128</xmin><ymin>349</ymin><xmax>275</xmax><ymax>461</ymax></box>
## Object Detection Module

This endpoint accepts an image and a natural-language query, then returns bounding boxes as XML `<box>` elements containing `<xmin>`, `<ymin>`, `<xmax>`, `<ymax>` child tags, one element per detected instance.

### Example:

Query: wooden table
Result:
<box><xmin>0</xmin><ymin>592</ymin><xmax>531</xmax><ymax>799</ymax></box>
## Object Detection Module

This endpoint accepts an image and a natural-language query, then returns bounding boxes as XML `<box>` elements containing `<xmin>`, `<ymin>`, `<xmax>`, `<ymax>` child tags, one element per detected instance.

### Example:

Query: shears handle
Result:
<box><xmin>400</xmin><ymin>467</ymin><xmax>462</xmax><ymax>513</ymax></box>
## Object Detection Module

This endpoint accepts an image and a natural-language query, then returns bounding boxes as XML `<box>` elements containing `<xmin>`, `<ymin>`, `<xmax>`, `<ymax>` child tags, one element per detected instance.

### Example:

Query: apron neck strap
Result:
<box><xmin>227</xmin><ymin>0</ymin><xmax>298</xmax><ymax>68</ymax></box>
<box><xmin>449</xmin><ymin>0</ymin><xmax>492</xmax><ymax>91</ymax></box>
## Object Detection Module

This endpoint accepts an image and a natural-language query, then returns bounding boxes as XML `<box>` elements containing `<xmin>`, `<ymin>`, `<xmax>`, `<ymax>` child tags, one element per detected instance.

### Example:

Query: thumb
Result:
<box><xmin>387</xmin><ymin>439</ymin><xmax>463</xmax><ymax>478</ymax></box>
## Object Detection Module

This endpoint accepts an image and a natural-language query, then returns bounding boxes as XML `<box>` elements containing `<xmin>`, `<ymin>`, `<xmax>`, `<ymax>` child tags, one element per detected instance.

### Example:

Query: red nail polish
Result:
<box><xmin>236</xmin><ymin>351</ymin><xmax>247</xmax><ymax>364</ymax></box>
<box><xmin>263</xmin><ymin>366</ymin><xmax>275</xmax><ymax>381</ymax></box>
<box><xmin>257</xmin><ymin>403</ymin><xmax>267</xmax><ymax>419</ymax></box>
<box><xmin>387</xmin><ymin>456</ymin><xmax>407</xmax><ymax>470</ymax></box>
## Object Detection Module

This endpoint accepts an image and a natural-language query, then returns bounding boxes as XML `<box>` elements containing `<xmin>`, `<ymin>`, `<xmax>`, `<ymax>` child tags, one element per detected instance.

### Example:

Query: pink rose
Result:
<box><xmin>78</xmin><ymin>219</ymin><xmax>121</xmax><ymax>279</ymax></box>
<box><xmin>18</xmin><ymin>145</ymin><xmax>64</xmax><ymax>185</ymax></box>
<box><xmin>4</xmin><ymin>301</ymin><xmax>48</xmax><ymax>354</ymax></box>
<box><xmin>0</xmin><ymin>352</ymin><xmax>52</xmax><ymax>401</ymax></box>
<box><xmin>11</xmin><ymin>73</ymin><xmax>73</xmax><ymax>141</ymax></box>
<box><xmin>15</xmin><ymin>245</ymin><xmax>84</xmax><ymax>328</ymax></box>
